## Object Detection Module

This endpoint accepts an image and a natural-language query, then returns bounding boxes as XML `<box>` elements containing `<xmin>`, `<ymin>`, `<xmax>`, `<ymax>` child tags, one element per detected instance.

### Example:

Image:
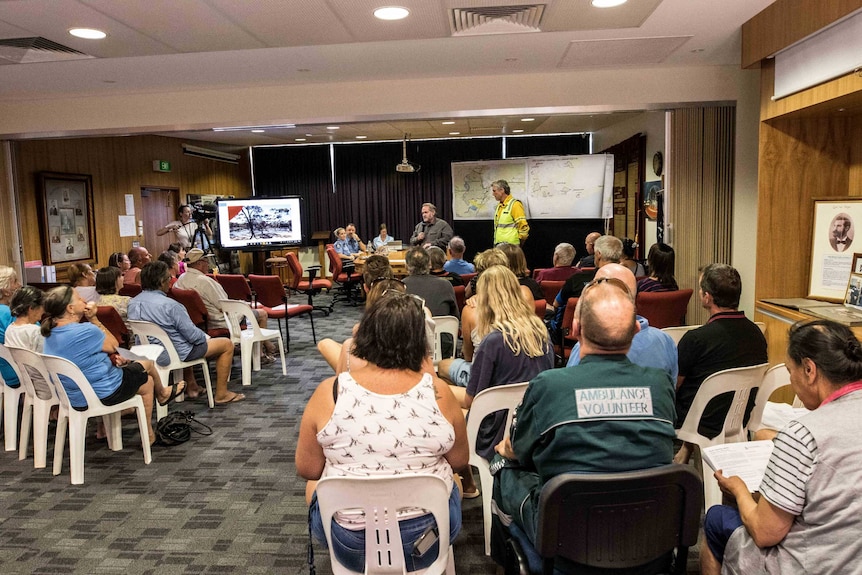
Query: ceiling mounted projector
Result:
<box><xmin>396</xmin><ymin>134</ymin><xmax>420</xmax><ymax>173</ymax></box>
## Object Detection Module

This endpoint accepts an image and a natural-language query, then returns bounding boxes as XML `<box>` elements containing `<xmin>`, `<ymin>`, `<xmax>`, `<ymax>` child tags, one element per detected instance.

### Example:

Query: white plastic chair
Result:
<box><xmin>315</xmin><ymin>474</ymin><xmax>456</xmax><ymax>575</ymax></box>
<box><xmin>431</xmin><ymin>316</ymin><xmax>459</xmax><ymax>370</ymax></box>
<box><xmin>219</xmin><ymin>299</ymin><xmax>286</xmax><ymax>387</ymax></box>
<box><xmin>6</xmin><ymin>346</ymin><xmax>61</xmax><ymax>468</ymax></box>
<box><xmin>466</xmin><ymin>381</ymin><xmax>529</xmax><ymax>556</ymax></box>
<box><xmin>40</xmin><ymin>353</ymin><xmax>152</xmax><ymax>485</ymax></box>
<box><xmin>676</xmin><ymin>363</ymin><xmax>769</xmax><ymax>510</ymax></box>
<box><xmin>128</xmin><ymin>320</ymin><xmax>215</xmax><ymax>409</ymax></box>
<box><xmin>746</xmin><ymin>363</ymin><xmax>791</xmax><ymax>436</ymax></box>
<box><xmin>0</xmin><ymin>343</ymin><xmax>27</xmax><ymax>452</ymax></box>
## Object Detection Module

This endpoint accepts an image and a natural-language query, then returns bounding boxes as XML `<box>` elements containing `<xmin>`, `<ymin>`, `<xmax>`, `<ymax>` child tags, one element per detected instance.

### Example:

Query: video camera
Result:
<box><xmin>191</xmin><ymin>202</ymin><xmax>217</xmax><ymax>222</ymax></box>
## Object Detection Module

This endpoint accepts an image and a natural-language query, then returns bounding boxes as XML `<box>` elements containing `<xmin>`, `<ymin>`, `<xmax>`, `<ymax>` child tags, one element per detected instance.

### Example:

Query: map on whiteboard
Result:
<box><xmin>451</xmin><ymin>161</ymin><xmax>527</xmax><ymax>220</ymax></box>
<box><xmin>527</xmin><ymin>155</ymin><xmax>613</xmax><ymax>219</ymax></box>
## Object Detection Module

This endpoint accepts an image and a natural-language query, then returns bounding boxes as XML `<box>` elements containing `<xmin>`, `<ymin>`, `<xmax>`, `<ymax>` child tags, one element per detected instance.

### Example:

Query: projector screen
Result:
<box><xmin>216</xmin><ymin>196</ymin><xmax>304</xmax><ymax>250</ymax></box>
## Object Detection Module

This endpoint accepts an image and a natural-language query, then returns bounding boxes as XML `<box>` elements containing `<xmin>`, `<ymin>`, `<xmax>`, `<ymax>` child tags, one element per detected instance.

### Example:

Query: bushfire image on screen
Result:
<box><xmin>226</xmin><ymin>204</ymin><xmax>296</xmax><ymax>241</ymax></box>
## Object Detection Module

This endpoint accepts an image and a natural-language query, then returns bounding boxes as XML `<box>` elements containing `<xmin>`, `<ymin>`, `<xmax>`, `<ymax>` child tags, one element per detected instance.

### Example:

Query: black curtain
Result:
<box><xmin>252</xmin><ymin>135</ymin><xmax>601</xmax><ymax>270</ymax></box>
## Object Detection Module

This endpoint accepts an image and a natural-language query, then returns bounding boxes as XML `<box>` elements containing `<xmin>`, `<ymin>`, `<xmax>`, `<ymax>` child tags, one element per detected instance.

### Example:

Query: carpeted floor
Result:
<box><xmin>0</xmin><ymin>291</ymin><xmax>703</xmax><ymax>574</ymax></box>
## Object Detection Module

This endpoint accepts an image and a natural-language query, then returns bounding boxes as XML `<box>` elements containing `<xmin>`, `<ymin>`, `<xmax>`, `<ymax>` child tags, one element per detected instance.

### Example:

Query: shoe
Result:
<box><xmin>215</xmin><ymin>392</ymin><xmax>246</xmax><ymax>405</ymax></box>
<box><xmin>158</xmin><ymin>381</ymin><xmax>187</xmax><ymax>406</ymax></box>
<box><xmin>462</xmin><ymin>487</ymin><xmax>481</xmax><ymax>500</ymax></box>
<box><xmin>260</xmin><ymin>354</ymin><xmax>276</xmax><ymax>366</ymax></box>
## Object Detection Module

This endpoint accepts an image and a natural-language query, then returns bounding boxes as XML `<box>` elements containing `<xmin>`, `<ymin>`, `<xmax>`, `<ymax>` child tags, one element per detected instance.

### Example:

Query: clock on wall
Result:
<box><xmin>653</xmin><ymin>151</ymin><xmax>663</xmax><ymax>177</ymax></box>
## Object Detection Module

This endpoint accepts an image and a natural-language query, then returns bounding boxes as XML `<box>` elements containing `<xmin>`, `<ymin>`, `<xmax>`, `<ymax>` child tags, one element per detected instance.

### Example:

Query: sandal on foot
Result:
<box><xmin>215</xmin><ymin>392</ymin><xmax>246</xmax><ymax>405</ymax></box>
<box><xmin>158</xmin><ymin>381</ymin><xmax>187</xmax><ymax>406</ymax></box>
<box><xmin>462</xmin><ymin>488</ymin><xmax>481</xmax><ymax>500</ymax></box>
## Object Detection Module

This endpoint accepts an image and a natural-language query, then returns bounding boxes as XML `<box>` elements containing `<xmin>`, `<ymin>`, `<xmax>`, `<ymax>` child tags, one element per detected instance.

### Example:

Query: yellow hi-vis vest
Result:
<box><xmin>494</xmin><ymin>195</ymin><xmax>522</xmax><ymax>245</ymax></box>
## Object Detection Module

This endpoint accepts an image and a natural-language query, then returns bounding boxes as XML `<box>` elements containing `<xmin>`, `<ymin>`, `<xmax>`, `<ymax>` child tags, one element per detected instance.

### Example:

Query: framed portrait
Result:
<box><xmin>844</xmin><ymin>255</ymin><xmax>862</xmax><ymax>310</ymax></box>
<box><xmin>37</xmin><ymin>172</ymin><xmax>96</xmax><ymax>266</ymax></box>
<box><xmin>808</xmin><ymin>199</ymin><xmax>862</xmax><ymax>301</ymax></box>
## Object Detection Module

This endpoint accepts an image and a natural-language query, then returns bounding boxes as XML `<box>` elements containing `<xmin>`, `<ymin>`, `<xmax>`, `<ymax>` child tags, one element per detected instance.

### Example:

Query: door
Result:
<box><xmin>140</xmin><ymin>187</ymin><xmax>180</xmax><ymax>255</ymax></box>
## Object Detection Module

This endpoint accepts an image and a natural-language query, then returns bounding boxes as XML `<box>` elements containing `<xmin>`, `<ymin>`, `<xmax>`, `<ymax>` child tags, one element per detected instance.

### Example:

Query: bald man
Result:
<box><xmin>492</xmin><ymin>279</ymin><xmax>676</xmax><ymax>550</ymax></box>
<box><xmin>576</xmin><ymin>231</ymin><xmax>602</xmax><ymax>268</ymax></box>
<box><xmin>566</xmin><ymin>263</ymin><xmax>678</xmax><ymax>382</ymax></box>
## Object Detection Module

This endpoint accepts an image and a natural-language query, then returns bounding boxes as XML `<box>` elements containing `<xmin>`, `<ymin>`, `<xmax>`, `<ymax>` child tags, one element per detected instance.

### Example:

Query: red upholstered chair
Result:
<box><xmin>167</xmin><ymin>287</ymin><xmax>230</xmax><ymax>338</ymax></box>
<box><xmin>533</xmin><ymin>298</ymin><xmax>547</xmax><ymax>320</ymax></box>
<box><xmin>636</xmin><ymin>289</ymin><xmax>694</xmax><ymax>329</ymax></box>
<box><xmin>285</xmin><ymin>252</ymin><xmax>332</xmax><ymax>315</ymax></box>
<box><xmin>460</xmin><ymin>272</ymin><xmax>477</xmax><ymax>286</ymax></box>
<box><xmin>325</xmin><ymin>245</ymin><xmax>362</xmax><ymax>306</ymax></box>
<box><xmin>248</xmin><ymin>274</ymin><xmax>316</xmax><ymax>352</ymax></box>
<box><xmin>454</xmin><ymin>285</ymin><xmax>466</xmax><ymax>313</ymax></box>
<box><xmin>118</xmin><ymin>283</ymin><xmax>142</xmax><ymax>297</ymax></box>
<box><xmin>539</xmin><ymin>280</ymin><xmax>565</xmax><ymax>305</ymax></box>
<box><xmin>553</xmin><ymin>297</ymin><xmax>579</xmax><ymax>365</ymax></box>
<box><xmin>215</xmin><ymin>274</ymin><xmax>253</xmax><ymax>302</ymax></box>
<box><xmin>96</xmin><ymin>306</ymin><xmax>131</xmax><ymax>349</ymax></box>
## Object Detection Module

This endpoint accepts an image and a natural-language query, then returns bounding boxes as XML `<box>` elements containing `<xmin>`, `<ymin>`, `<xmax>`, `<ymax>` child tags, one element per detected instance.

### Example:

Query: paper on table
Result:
<box><xmin>702</xmin><ymin>441</ymin><xmax>775</xmax><ymax>492</ymax></box>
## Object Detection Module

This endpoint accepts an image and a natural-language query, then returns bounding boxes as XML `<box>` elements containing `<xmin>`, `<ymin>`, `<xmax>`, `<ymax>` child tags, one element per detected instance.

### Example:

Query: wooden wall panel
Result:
<box><xmin>754</xmin><ymin>117</ymin><xmax>850</xmax><ymax>300</ymax></box>
<box><xmin>12</xmin><ymin>135</ymin><xmax>250</xmax><ymax>275</ymax></box>
<box><xmin>741</xmin><ymin>0</ymin><xmax>862</xmax><ymax>68</ymax></box>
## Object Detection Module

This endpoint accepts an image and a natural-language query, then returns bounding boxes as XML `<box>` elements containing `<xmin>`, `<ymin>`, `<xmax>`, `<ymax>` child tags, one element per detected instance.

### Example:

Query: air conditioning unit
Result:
<box><xmin>181</xmin><ymin>144</ymin><xmax>240</xmax><ymax>164</ymax></box>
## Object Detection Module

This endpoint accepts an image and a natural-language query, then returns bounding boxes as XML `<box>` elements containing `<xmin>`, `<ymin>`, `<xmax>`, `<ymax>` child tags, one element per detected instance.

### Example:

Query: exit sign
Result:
<box><xmin>152</xmin><ymin>160</ymin><xmax>171</xmax><ymax>172</ymax></box>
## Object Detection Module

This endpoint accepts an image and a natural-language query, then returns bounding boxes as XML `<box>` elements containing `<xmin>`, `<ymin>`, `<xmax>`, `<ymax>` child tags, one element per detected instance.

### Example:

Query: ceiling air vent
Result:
<box><xmin>0</xmin><ymin>37</ymin><xmax>94</xmax><ymax>64</ymax></box>
<box><xmin>451</xmin><ymin>5</ymin><xmax>545</xmax><ymax>36</ymax></box>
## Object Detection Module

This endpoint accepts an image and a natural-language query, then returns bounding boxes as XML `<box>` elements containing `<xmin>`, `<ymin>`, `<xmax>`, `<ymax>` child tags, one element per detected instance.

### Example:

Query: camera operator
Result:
<box><xmin>157</xmin><ymin>204</ymin><xmax>213</xmax><ymax>250</ymax></box>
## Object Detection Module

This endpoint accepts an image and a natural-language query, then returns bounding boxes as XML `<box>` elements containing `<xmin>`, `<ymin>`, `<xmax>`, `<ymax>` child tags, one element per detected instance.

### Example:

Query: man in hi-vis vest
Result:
<box><xmin>492</xmin><ymin>180</ymin><xmax>529</xmax><ymax>246</ymax></box>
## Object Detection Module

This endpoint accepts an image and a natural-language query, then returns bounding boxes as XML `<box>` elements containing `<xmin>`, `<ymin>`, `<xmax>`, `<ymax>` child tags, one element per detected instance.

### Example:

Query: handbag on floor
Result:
<box><xmin>155</xmin><ymin>410</ymin><xmax>212</xmax><ymax>445</ymax></box>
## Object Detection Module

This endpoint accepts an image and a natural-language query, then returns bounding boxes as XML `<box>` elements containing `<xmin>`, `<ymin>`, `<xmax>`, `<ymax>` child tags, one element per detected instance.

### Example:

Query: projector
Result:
<box><xmin>396</xmin><ymin>161</ymin><xmax>418</xmax><ymax>173</ymax></box>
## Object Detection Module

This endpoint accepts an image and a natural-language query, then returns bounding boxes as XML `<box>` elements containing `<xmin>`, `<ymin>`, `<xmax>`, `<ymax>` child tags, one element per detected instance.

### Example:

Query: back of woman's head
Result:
<box><xmin>66</xmin><ymin>263</ymin><xmax>90</xmax><ymax>287</ymax></box>
<box><xmin>427</xmin><ymin>246</ymin><xmax>447</xmax><ymax>270</ymax></box>
<box><xmin>41</xmin><ymin>286</ymin><xmax>74</xmax><ymax>337</ymax></box>
<box><xmin>95</xmin><ymin>266</ymin><xmax>121</xmax><ymax>295</ymax></box>
<box><xmin>788</xmin><ymin>320</ymin><xmax>862</xmax><ymax>386</ymax></box>
<box><xmin>498</xmin><ymin>243</ymin><xmax>529</xmax><ymax>277</ymax></box>
<box><xmin>158</xmin><ymin>251</ymin><xmax>179</xmax><ymax>267</ymax></box>
<box><xmin>10</xmin><ymin>286</ymin><xmax>44</xmax><ymax>318</ymax></box>
<box><xmin>365</xmin><ymin>278</ymin><xmax>405</xmax><ymax>308</ymax></box>
<box><xmin>474</xmin><ymin>248</ymin><xmax>508</xmax><ymax>274</ymax></box>
<box><xmin>107</xmin><ymin>252</ymin><xmax>125</xmax><ymax>269</ymax></box>
<box><xmin>622</xmin><ymin>238</ymin><xmax>638</xmax><ymax>259</ymax></box>
<box><xmin>477</xmin><ymin>266</ymin><xmax>549</xmax><ymax>357</ymax></box>
<box><xmin>168</xmin><ymin>242</ymin><xmax>183</xmax><ymax>254</ymax></box>
<box><xmin>352</xmin><ymin>291</ymin><xmax>426</xmax><ymax>372</ymax></box>
<box><xmin>648</xmin><ymin>243</ymin><xmax>676</xmax><ymax>285</ymax></box>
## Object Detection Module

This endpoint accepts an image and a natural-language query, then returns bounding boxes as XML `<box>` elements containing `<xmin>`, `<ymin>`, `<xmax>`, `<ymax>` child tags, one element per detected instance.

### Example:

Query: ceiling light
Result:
<box><xmin>520</xmin><ymin>118</ymin><xmax>535</xmax><ymax>122</ymax></box>
<box><xmin>512</xmin><ymin>129</ymin><xmax>524</xmax><ymax>133</ymax></box>
<box><xmin>442</xmin><ymin>121</ymin><xmax>455</xmax><ymax>125</ymax></box>
<box><xmin>326</xmin><ymin>126</ymin><xmax>340</xmax><ymax>130</ymax></box>
<box><xmin>356</xmin><ymin>135</ymin><xmax>367</xmax><ymax>139</ymax></box>
<box><xmin>374</xmin><ymin>6</ymin><xmax>410</xmax><ymax>20</ymax></box>
<box><xmin>295</xmin><ymin>138</ymin><xmax>306</xmax><ymax>142</ymax></box>
<box><xmin>213</xmin><ymin>123</ymin><xmax>294</xmax><ymax>132</ymax></box>
<box><xmin>305</xmin><ymin>134</ymin><xmax>313</xmax><ymax>137</ymax></box>
<box><xmin>69</xmin><ymin>28</ymin><xmax>106</xmax><ymax>39</ymax></box>
<box><xmin>251</xmin><ymin>129</ymin><xmax>265</xmax><ymax>133</ymax></box>
<box><xmin>449</xmin><ymin>132</ymin><xmax>460</xmax><ymax>135</ymax></box>
<box><xmin>591</xmin><ymin>0</ymin><xmax>627</xmax><ymax>7</ymax></box>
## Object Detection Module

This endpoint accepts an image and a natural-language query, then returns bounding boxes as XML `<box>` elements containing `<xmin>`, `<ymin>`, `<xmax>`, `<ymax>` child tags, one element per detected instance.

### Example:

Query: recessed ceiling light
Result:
<box><xmin>505</xmin><ymin>58</ymin><xmax>518</xmax><ymax>62</ymax></box>
<box><xmin>374</xmin><ymin>6</ymin><xmax>410</xmax><ymax>20</ymax></box>
<box><xmin>295</xmin><ymin>138</ymin><xmax>306</xmax><ymax>142</ymax></box>
<box><xmin>449</xmin><ymin>132</ymin><xmax>460</xmax><ymax>135</ymax></box>
<box><xmin>512</xmin><ymin>129</ymin><xmax>524</xmax><ymax>133</ymax></box>
<box><xmin>521</xmin><ymin>118</ymin><xmax>535</xmax><ymax>122</ymax></box>
<box><xmin>326</xmin><ymin>126</ymin><xmax>340</xmax><ymax>130</ymax></box>
<box><xmin>442</xmin><ymin>121</ymin><xmax>455</xmax><ymax>125</ymax></box>
<box><xmin>356</xmin><ymin>135</ymin><xmax>367</xmax><ymax>139</ymax></box>
<box><xmin>591</xmin><ymin>0</ymin><xmax>627</xmax><ymax>7</ymax></box>
<box><xmin>69</xmin><ymin>28</ymin><xmax>106</xmax><ymax>39</ymax></box>
<box><xmin>305</xmin><ymin>134</ymin><xmax>313</xmax><ymax>137</ymax></box>
<box><xmin>251</xmin><ymin>129</ymin><xmax>265</xmax><ymax>133</ymax></box>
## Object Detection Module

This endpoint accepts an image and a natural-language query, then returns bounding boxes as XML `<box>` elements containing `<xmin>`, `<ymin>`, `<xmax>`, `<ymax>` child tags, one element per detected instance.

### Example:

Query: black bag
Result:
<box><xmin>155</xmin><ymin>410</ymin><xmax>212</xmax><ymax>446</ymax></box>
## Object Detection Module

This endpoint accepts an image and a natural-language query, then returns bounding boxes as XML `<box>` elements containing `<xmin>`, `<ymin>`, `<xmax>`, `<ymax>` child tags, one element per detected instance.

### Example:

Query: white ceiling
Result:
<box><xmin>0</xmin><ymin>0</ymin><xmax>775</xmax><ymax>147</ymax></box>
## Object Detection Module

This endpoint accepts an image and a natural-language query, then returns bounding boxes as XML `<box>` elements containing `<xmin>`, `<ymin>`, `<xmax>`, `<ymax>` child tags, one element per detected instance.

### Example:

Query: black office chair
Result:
<box><xmin>506</xmin><ymin>464</ymin><xmax>703</xmax><ymax>575</ymax></box>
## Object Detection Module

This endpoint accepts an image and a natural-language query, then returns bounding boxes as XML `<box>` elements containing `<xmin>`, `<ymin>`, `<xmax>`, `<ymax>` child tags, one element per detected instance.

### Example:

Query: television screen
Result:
<box><xmin>215</xmin><ymin>196</ymin><xmax>304</xmax><ymax>249</ymax></box>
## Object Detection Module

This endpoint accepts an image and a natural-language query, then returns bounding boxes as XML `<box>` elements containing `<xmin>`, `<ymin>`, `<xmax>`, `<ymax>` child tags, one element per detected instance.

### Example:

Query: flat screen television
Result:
<box><xmin>215</xmin><ymin>196</ymin><xmax>304</xmax><ymax>250</ymax></box>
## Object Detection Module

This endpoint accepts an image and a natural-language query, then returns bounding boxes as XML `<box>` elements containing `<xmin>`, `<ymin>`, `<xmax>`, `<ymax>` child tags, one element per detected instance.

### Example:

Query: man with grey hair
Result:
<box><xmin>535</xmin><ymin>242</ymin><xmax>577</xmax><ymax>282</ymax></box>
<box><xmin>444</xmin><ymin>236</ymin><xmax>474</xmax><ymax>274</ymax></box>
<box><xmin>548</xmin><ymin>235</ymin><xmax>622</xmax><ymax>340</ymax></box>
<box><xmin>402</xmin><ymin>246</ymin><xmax>458</xmax><ymax>318</ymax></box>
<box><xmin>492</xmin><ymin>179</ymin><xmax>529</xmax><ymax>246</ymax></box>
<box><xmin>410</xmin><ymin>202</ymin><xmax>453</xmax><ymax>250</ymax></box>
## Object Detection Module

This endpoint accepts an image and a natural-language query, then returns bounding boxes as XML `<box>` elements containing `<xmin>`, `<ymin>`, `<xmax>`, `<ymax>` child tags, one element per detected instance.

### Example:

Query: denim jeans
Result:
<box><xmin>310</xmin><ymin>484</ymin><xmax>461</xmax><ymax>572</ymax></box>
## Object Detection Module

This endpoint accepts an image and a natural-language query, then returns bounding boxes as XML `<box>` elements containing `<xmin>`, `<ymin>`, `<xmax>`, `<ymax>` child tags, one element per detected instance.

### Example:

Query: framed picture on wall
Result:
<box><xmin>37</xmin><ymin>172</ymin><xmax>96</xmax><ymax>266</ymax></box>
<box><xmin>808</xmin><ymin>198</ymin><xmax>862</xmax><ymax>301</ymax></box>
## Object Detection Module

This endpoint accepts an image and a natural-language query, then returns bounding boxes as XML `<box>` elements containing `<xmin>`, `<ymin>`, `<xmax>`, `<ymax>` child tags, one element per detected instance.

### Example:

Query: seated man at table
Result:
<box><xmin>128</xmin><ymin>261</ymin><xmax>242</xmax><ymax>405</ymax></box>
<box><xmin>492</xmin><ymin>278</ymin><xmax>675</xmax><ymax>562</ymax></box>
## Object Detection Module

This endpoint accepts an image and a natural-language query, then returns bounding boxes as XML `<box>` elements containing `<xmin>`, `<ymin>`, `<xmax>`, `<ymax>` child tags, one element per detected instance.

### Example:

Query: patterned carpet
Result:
<box><xmin>0</xmin><ymin>290</ymin><xmax>703</xmax><ymax>574</ymax></box>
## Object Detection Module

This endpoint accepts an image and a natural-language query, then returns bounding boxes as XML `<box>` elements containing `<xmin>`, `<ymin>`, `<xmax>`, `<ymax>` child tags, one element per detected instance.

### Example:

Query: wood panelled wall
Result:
<box><xmin>11</xmin><ymin>135</ymin><xmax>251</xmax><ymax>274</ymax></box>
<box><xmin>0</xmin><ymin>142</ymin><xmax>20</xmax><ymax>270</ymax></box>
<box><xmin>668</xmin><ymin>107</ymin><xmax>736</xmax><ymax>326</ymax></box>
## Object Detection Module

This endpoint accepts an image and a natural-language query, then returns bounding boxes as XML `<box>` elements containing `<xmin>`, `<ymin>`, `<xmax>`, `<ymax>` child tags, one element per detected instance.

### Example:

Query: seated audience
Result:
<box><xmin>333</xmin><ymin>227</ymin><xmax>361</xmax><ymax>263</ymax></box>
<box><xmin>107</xmin><ymin>251</ymin><xmax>131</xmax><ymax>273</ymax></box>
<box><xmin>95</xmin><ymin>266</ymin><xmax>131</xmax><ymax>326</ymax></box>
<box><xmin>620</xmin><ymin>238</ymin><xmax>646</xmax><ymax>277</ymax></box>
<box><xmin>128</xmin><ymin>261</ymin><xmax>241</xmax><ymax>405</ymax></box>
<box><xmin>158</xmin><ymin>250</ymin><xmax>181</xmax><ymax>286</ymax></box>
<box><xmin>492</xmin><ymin>277</ymin><xmax>675</xmax><ymax>554</ymax></box>
<box><xmin>297</xmin><ymin>290</ymin><xmax>468</xmax><ymax>571</ymax></box>
<box><xmin>702</xmin><ymin>320</ymin><xmax>862</xmax><ymax>575</ymax></box>
<box><xmin>637</xmin><ymin>243</ymin><xmax>679</xmax><ymax>292</ymax></box>
<box><xmin>444</xmin><ymin>236</ymin><xmax>475</xmax><ymax>275</ymax></box>
<box><xmin>465</xmin><ymin>248</ymin><xmax>533</xmax><ymax>305</ymax></box>
<box><xmin>428</xmin><ymin>246</ymin><xmax>463</xmax><ymax>286</ymax></box>
<box><xmin>168</xmin><ymin>242</ymin><xmax>187</xmax><ymax>275</ymax></box>
<box><xmin>566</xmin><ymin>264</ymin><xmax>677</xmax><ymax>381</ymax></box>
<box><xmin>0</xmin><ymin>265</ymin><xmax>22</xmax><ymax>388</ymax></box>
<box><xmin>498</xmin><ymin>243</ymin><xmax>543</xmax><ymax>302</ymax></box>
<box><xmin>124</xmin><ymin>246</ymin><xmax>151</xmax><ymax>284</ymax></box>
<box><xmin>576</xmin><ymin>231</ymin><xmax>601</xmax><ymax>268</ymax></box>
<box><xmin>41</xmin><ymin>286</ymin><xmax>183</xmax><ymax>445</ymax></box>
<box><xmin>403</xmin><ymin>247</ymin><xmax>459</xmax><ymax>318</ymax></box>
<box><xmin>5</xmin><ymin>286</ymin><xmax>45</xmax><ymax>352</ymax></box>
<box><xmin>68</xmin><ymin>263</ymin><xmax>99</xmax><ymax>303</ymax></box>
<box><xmin>370</xmin><ymin>223</ymin><xmax>395</xmax><ymax>251</ymax></box>
<box><xmin>345</xmin><ymin>223</ymin><xmax>367</xmax><ymax>253</ymax></box>
<box><xmin>534</xmin><ymin>243</ymin><xmax>577</xmax><ymax>282</ymax></box>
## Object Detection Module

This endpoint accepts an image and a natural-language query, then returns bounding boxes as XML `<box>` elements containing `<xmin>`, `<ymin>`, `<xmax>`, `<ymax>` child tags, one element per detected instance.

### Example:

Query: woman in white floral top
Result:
<box><xmin>95</xmin><ymin>266</ymin><xmax>131</xmax><ymax>327</ymax></box>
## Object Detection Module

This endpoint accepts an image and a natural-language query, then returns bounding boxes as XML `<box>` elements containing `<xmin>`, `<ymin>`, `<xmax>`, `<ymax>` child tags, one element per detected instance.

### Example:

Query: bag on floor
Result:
<box><xmin>155</xmin><ymin>410</ymin><xmax>212</xmax><ymax>446</ymax></box>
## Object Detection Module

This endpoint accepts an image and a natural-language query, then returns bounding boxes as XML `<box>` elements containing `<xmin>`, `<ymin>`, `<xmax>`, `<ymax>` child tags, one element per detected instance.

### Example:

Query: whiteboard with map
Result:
<box><xmin>451</xmin><ymin>154</ymin><xmax>613</xmax><ymax>220</ymax></box>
